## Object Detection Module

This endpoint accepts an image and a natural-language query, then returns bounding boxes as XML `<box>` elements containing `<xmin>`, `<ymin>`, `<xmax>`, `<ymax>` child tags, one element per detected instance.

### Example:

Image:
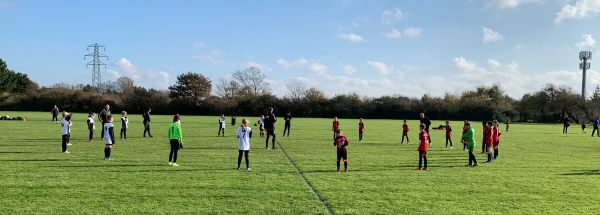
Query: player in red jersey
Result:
<box><xmin>417</xmin><ymin>123</ymin><xmax>429</xmax><ymax>170</ymax></box>
<box><xmin>332</xmin><ymin>117</ymin><xmax>340</xmax><ymax>140</ymax></box>
<box><xmin>358</xmin><ymin>118</ymin><xmax>365</xmax><ymax>142</ymax></box>
<box><xmin>484</xmin><ymin>121</ymin><xmax>494</xmax><ymax>163</ymax></box>
<box><xmin>445</xmin><ymin>120</ymin><xmax>453</xmax><ymax>149</ymax></box>
<box><xmin>492</xmin><ymin>120</ymin><xmax>501</xmax><ymax>160</ymax></box>
<box><xmin>401</xmin><ymin>120</ymin><xmax>409</xmax><ymax>144</ymax></box>
<box><xmin>333</xmin><ymin>130</ymin><xmax>349</xmax><ymax>172</ymax></box>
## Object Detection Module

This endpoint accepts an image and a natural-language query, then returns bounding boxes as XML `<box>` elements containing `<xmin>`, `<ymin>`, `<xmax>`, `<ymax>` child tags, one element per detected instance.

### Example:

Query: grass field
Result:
<box><xmin>1</xmin><ymin>111</ymin><xmax>600</xmax><ymax>214</ymax></box>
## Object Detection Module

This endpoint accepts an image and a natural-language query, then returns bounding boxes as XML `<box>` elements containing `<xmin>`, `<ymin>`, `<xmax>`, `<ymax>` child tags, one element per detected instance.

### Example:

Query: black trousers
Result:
<box><xmin>218</xmin><ymin>126</ymin><xmax>225</xmax><ymax>136</ymax></box>
<box><xmin>418</xmin><ymin>151</ymin><xmax>427</xmax><ymax>169</ymax></box>
<box><xmin>359</xmin><ymin>133</ymin><xmax>363</xmax><ymax>141</ymax></box>
<box><xmin>283</xmin><ymin>124</ymin><xmax>291</xmax><ymax>136</ymax></box>
<box><xmin>446</xmin><ymin>136</ymin><xmax>453</xmax><ymax>147</ymax></box>
<box><xmin>52</xmin><ymin>115</ymin><xmax>58</xmax><ymax>122</ymax></box>
<box><xmin>144</xmin><ymin>123</ymin><xmax>152</xmax><ymax>137</ymax></box>
<box><xmin>169</xmin><ymin>139</ymin><xmax>180</xmax><ymax>163</ymax></box>
<box><xmin>61</xmin><ymin>134</ymin><xmax>70</xmax><ymax>152</ymax></box>
<box><xmin>265</xmin><ymin>129</ymin><xmax>276</xmax><ymax>148</ymax></box>
<box><xmin>592</xmin><ymin>126</ymin><xmax>599</xmax><ymax>137</ymax></box>
<box><xmin>88</xmin><ymin>129</ymin><xmax>94</xmax><ymax>141</ymax></box>
<box><xmin>426</xmin><ymin>129</ymin><xmax>431</xmax><ymax>144</ymax></box>
<box><xmin>563</xmin><ymin>125</ymin><xmax>569</xmax><ymax>134</ymax></box>
<box><xmin>121</xmin><ymin>128</ymin><xmax>127</xmax><ymax>139</ymax></box>
<box><xmin>468</xmin><ymin>151</ymin><xmax>477</xmax><ymax>165</ymax></box>
<box><xmin>237</xmin><ymin>150</ymin><xmax>249</xmax><ymax>169</ymax></box>
<box><xmin>402</xmin><ymin>134</ymin><xmax>409</xmax><ymax>143</ymax></box>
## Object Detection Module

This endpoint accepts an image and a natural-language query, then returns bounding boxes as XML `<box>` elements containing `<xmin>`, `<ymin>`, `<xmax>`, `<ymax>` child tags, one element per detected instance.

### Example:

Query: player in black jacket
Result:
<box><xmin>263</xmin><ymin>107</ymin><xmax>277</xmax><ymax>149</ymax></box>
<box><xmin>419</xmin><ymin>113</ymin><xmax>432</xmax><ymax>145</ymax></box>
<box><xmin>143</xmin><ymin>107</ymin><xmax>153</xmax><ymax>138</ymax></box>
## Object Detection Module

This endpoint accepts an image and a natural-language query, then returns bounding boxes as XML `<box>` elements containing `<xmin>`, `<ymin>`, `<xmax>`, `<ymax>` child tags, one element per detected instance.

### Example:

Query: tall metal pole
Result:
<box><xmin>580</xmin><ymin>51</ymin><xmax>592</xmax><ymax>100</ymax></box>
<box><xmin>84</xmin><ymin>43</ymin><xmax>108</xmax><ymax>88</ymax></box>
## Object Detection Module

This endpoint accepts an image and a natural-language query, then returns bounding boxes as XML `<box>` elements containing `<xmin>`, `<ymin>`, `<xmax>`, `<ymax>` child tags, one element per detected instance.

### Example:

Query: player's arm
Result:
<box><xmin>177</xmin><ymin>125</ymin><xmax>183</xmax><ymax>143</ymax></box>
<box><xmin>249</xmin><ymin>129</ymin><xmax>253</xmax><ymax>139</ymax></box>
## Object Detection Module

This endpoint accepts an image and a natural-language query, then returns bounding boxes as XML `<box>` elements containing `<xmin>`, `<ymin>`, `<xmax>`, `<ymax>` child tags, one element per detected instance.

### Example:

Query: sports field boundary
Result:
<box><xmin>277</xmin><ymin>141</ymin><xmax>334</xmax><ymax>215</ymax></box>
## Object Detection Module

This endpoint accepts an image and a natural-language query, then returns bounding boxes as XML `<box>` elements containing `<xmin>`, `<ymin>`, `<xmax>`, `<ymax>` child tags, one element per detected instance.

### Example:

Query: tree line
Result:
<box><xmin>1</xmin><ymin>58</ymin><xmax>598</xmax><ymax>123</ymax></box>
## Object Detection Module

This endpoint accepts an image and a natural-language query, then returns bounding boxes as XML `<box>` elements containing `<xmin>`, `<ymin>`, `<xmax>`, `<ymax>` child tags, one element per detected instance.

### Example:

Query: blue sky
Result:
<box><xmin>1</xmin><ymin>0</ymin><xmax>599</xmax><ymax>98</ymax></box>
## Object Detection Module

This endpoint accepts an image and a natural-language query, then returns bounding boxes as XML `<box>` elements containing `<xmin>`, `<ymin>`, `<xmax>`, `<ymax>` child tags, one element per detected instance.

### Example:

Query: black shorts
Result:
<box><xmin>336</xmin><ymin>148</ymin><xmax>347</xmax><ymax>160</ymax></box>
<box><xmin>266</xmin><ymin>129</ymin><xmax>275</xmax><ymax>136</ymax></box>
<box><xmin>62</xmin><ymin>134</ymin><xmax>70</xmax><ymax>144</ymax></box>
<box><xmin>170</xmin><ymin>139</ymin><xmax>180</xmax><ymax>150</ymax></box>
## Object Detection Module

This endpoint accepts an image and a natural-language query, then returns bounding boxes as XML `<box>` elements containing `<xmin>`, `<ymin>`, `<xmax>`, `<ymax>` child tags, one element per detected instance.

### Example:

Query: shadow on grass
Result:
<box><xmin>559</xmin><ymin>170</ymin><xmax>600</xmax><ymax>176</ymax></box>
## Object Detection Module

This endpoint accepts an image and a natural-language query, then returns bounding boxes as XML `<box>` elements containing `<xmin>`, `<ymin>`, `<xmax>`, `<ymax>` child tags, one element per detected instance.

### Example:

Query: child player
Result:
<box><xmin>332</xmin><ymin>117</ymin><xmax>340</xmax><ymax>140</ymax></box>
<box><xmin>417</xmin><ymin>123</ymin><xmax>429</xmax><ymax>170</ymax></box>
<box><xmin>120</xmin><ymin>111</ymin><xmax>128</xmax><ymax>140</ymax></box>
<box><xmin>492</xmin><ymin>120</ymin><xmax>501</xmax><ymax>160</ymax></box>
<box><xmin>103</xmin><ymin>115</ymin><xmax>116</xmax><ymax>160</ymax></box>
<box><xmin>236</xmin><ymin>118</ymin><xmax>252</xmax><ymax>171</ymax></box>
<box><xmin>401</xmin><ymin>120</ymin><xmax>409</xmax><ymax>144</ymax></box>
<box><xmin>218</xmin><ymin>114</ymin><xmax>226</xmax><ymax>137</ymax></box>
<box><xmin>445</xmin><ymin>120</ymin><xmax>453</xmax><ymax>149</ymax></box>
<box><xmin>258</xmin><ymin>115</ymin><xmax>265</xmax><ymax>138</ymax></box>
<box><xmin>484</xmin><ymin>121</ymin><xmax>494</xmax><ymax>163</ymax></box>
<box><xmin>581</xmin><ymin>119</ymin><xmax>587</xmax><ymax>134</ymax></box>
<box><xmin>333</xmin><ymin>130</ymin><xmax>349</xmax><ymax>172</ymax></box>
<box><xmin>60</xmin><ymin>111</ymin><xmax>72</xmax><ymax>153</ymax></box>
<box><xmin>462</xmin><ymin>122</ymin><xmax>477</xmax><ymax>167</ymax></box>
<box><xmin>461</xmin><ymin>120</ymin><xmax>468</xmax><ymax>151</ymax></box>
<box><xmin>87</xmin><ymin>112</ymin><xmax>95</xmax><ymax>143</ymax></box>
<box><xmin>358</xmin><ymin>118</ymin><xmax>365</xmax><ymax>142</ymax></box>
<box><xmin>168</xmin><ymin>114</ymin><xmax>183</xmax><ymax>166</ymax></box>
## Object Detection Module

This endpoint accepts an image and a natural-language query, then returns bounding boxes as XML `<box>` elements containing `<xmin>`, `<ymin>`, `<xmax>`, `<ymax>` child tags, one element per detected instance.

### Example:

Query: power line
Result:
<box><xmin>84</xmin><ymin>43</ymin><xmax>108</xmax><ymax>88</ymax></box>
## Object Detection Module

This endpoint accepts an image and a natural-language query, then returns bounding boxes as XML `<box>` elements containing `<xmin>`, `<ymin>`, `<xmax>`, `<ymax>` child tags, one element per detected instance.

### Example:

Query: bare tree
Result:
<box><xmin>286</xmin><ymin>79</ymin><xmax>307</xmax><ymax>101</ymax></box>
<box><xmin>232</xmin><ymin>67</ymin><xmax>270</xmax><ymax>97</ymax></box>
<box><xmin>115</xmin><ymin>76</ymin><xmax>135</xmax><ymax>94</ymax></box>
<box><xmin>215</xmin><ymin>78</ymin><xmax>242</xmax><ymax>99</ymax></box>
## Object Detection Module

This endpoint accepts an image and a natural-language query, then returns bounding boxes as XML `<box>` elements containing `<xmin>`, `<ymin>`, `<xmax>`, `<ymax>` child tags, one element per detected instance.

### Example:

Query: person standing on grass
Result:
<box><xmin>484</xmin><ymin>121</ymin><xmax>494</xmax><ymax>163</ymax></box>
<box><xmin>103</xmin><ymin>115</ymin><xmax>116</xmax><ymax>160</ymax></box>
<box><xmin>231</xmin><ymin>115</ymin><xmax>236</xmax><ymax>126</ymax></box>
<box><xmin>143</xmin><ymin>107</ymin><xmax>153</xmax><ymax>138</ymax></box>
<box><xmin>283</xmin><ymin>112</ymin><xmax>292</xmax><ymax>137</ymax></box>
<box><xmin>218</xmin><ymin>114</ymin><xmax>226</xmax><ymax>137</ymax></box>
<box><xmin>445</xmin><ymin>120</ymin><xmax>453</xmax><ymax>149</ymax></box>
<box><xmin>417</xmin><ymin>123</ymin><xmax>429</xmax><ymax>170</ymax></box>
<box><xmin>236</xmin><ymin>118</ymin><xmax>252</xmax><ymax>171</ymax></box>
<box><xmin>332</xmin><ymin>117</ymin><xmax>340</xmax><ymax>140</ymax></box>
<box><xmin>258</xmin><ymin>115</ymin><xmax>265</xmax><ymax>138</ymax></box>
<box><xmin>401</xmin><ymin>120</ymin><xmax>409</xmax><ymax>144</ymax></box>
<box><xmin>51</xmin><ymin>105</ymin><xmax>60</xmax><ymax>124</ymax></box>
<box><xmin>505</xmin><ymin>119</ymin><xmax>510</xmax><ymax>132</ymax></box>
<box><xmin>264</xmin><ymin>107</ymin><xmax>277</xmax><ymax>149</ymax></box>
<box><xmin>168</xmin><ymin>114</ymin><xmax>183</xmax><ymax>166</ymax></box>
<box><xmin>591</xmin><ymin>116</ymin><xmax>599</xmax><ymax>137</ymax></box>
<box><xmin>60</xmin><ymin>111</ymin><xmax>72</xmax><ymax>153</ymax></box>
<box><xmin>120</xmin><ymin>111</ymin><xmax>128</xmax><ymax>140</ymax></box>
<box><xmin>419</xmin><ymin>113</ymin><xmax>432</xmax><ymax>145</ymax></box>
<box><xmin>98</xmin><ymin>104</ymin><xmax>111</xmax><ymax>139</ymax></box>
<box><xmin>334</xmin><ymin>130</ymin><xmax>349</xmax><ymax>172</ymax></box>
<box><xmin>481</xmin><ymin>121</ymin><xmax>487</xmax><ymax>154</ymax></box>
<box><xmin>462</xmin><ymin>122</ymin><xmax>477</xmax><ymax>167</ymax></box>
<box><xmin>358</xmin><ymin>118</ymin><xmax>365</xmax><ymax>142</ymax></box>
<box><xmin>87</xmin><ymin>112</ymin><xmax>96</xmax><ymax>143</ymax></box>
<box><xmin>492</xmin><ymin>120</ymin><xmax>501</xmax><ymax>160</ymax></box>
<box><xmin>562</xmin><ymin>117</ymin><xmax>570</xmax><ymax>134</ymax></box>
<box><xmin>581</xmin><ymin>119</ymin><xmax>587</xmax><ymax>134</ymax></box>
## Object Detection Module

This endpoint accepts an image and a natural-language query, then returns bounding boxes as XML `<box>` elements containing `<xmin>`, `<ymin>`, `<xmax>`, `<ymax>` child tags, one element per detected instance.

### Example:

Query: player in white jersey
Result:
<box><xmin>218</xmin><ymin>114</ymin><xmax>226</xmax><ymax>137</ymax></box>
<box><xmin>87</xmin><ymin>112</ymin><xmax>96</xmax><ymax>143</ymax></box>
<box><xmin>103</xmin><ymin>115</ymin><xmax>116</xmax><ymax>160</ymax></box>
<box><xmin>120</xmin><ymin>111</ymin><xmax>129</xmax><ymax>140</ymax></box>
<box><xmin>236</xmin><ymin>118</ymin><xmax>252</xmax><ymax>170</ymax></box>
<box><xmin>60</xmin><ymin>112</ymin><xmax>72</xmax><ymax>153</ymax></box>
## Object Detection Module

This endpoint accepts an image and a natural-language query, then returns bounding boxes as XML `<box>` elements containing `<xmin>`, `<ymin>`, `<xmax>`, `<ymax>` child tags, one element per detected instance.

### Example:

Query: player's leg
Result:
<box><xmin>123</xmin><ymin>128</ymin><xmax>127</xmax><ymax>139</ymax></box>
<box><xmin>61</xmin><ymin>134</ymin><xmax>67</xmax><ymax>152</ymax></box>
<box><xmin>343</xmin><ymin>150</ymin><xmax>348</xmax><ymax>171</ymax></box>
<box><xmin>336</xmin><ymin>150</ymin><xmax>342</xmax><ymax>171</ymax></box>
<box><xmin>237</xmin><ymin>150</ymin><xmax>243</xmax><ymax>169</ymax></box>
<box><xmin>265</xmin><ymin>131</ymin><xmax>270</xmax><ymax>149</ymax></box>
<box><xmin>418</xmin><ymin>153</ymin><xmax>422</xmax><ymax>170</ymax></box>
<box><xmin>271</xmin><ymin>130</ymin><xmax>277</xmax><ymax>149</ymax></box>
<box><xmin>244</xmin><ymin>150</ymin><xmax>250</xmax><ymax>169</ymax></box>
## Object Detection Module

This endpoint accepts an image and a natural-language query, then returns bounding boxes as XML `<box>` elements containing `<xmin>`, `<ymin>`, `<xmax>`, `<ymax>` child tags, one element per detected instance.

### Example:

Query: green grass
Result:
<box><xmin>1</xmin><ymin>111</ymin><xmax>599</xmax><ymax>214</ymax></box>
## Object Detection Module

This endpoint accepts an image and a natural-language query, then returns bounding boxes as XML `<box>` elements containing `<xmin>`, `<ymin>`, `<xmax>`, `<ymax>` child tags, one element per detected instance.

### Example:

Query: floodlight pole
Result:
<box><xmin>579</xmin><ymin>51</ymin><xmax>592</xmax><ymax>100</ymax></box>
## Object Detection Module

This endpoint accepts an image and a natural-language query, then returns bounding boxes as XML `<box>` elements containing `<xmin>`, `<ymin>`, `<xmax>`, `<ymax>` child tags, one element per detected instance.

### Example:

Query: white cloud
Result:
<box><xmin>555</xmin><ymin>0</ymin><xmax>600</xmax><ymax>24</ymax></box>
<box><xmin>277</xmin><ymin>58</ymin><xmax>309</xmax><ymax>69</ymax></box>
<box><xmin>576</xmin><ymin>34</ymin><xmax>597</xmax><ymax>49</ymax></box>
<box><xmin>384</xmin><ymin>29</ymin><xmax>402</xmax><ymax>39</ymax></box>
<box><xmin>382</xmin><ymin>8</ymin><xmax>404</xmax><ymax>24</ymax></box>
<box><xmin>114</xmin><ymin>58</ymin><xmax>141</xmax><ymax>80</ymax></box>
<box><xmin>486</xmin><ymin>0</ymin><xmax>540</xmax><ymax>9</ymax></box>
<box><xmin>192</xmin><ymin>49</ymin><xmax>224</xmax><ymax>64</ymax></box>
<box><xmin>403</xmin><ymin>27</ymin><xmax>422</xmax><ymax>38</ymax></box>
<box><xmin>193</xmin><ymin>41</ymin><xmax>205</xmax><ymax>49</ymax></box>
<box><xmin>338</xmin><ymin>33</ymin><xmax>364</xmax><ymax>42</ymax></box>
<box><xmin>482</xmin><ymin>26</ymin><xmax>504</xmax><ymax>43</ymax></box>
<box><xmin>343</xmin><ymin>64</ymin><xmax>357</xmax><ymax>75</ymax></box>
<box><xmin>453</xmin><ymin>57</ymin><xmax>489</xmax><ymax>78</ymax></box>
<box><xmin>147</xmin><ymin>71</ymin><xmax>171</xmax><ymax>89</ymax></box>
<box><xmin>107</xmin><ymin>70</ymin><xmax>121</xmax><ymax>79</ymax></box>
<box><xmin>277</xmin><ymin>58</ymin><xmax>327</xmax><ymax>75</ymax></box>
<box><xmin>245</xmin><ymin>61</ymin><xmax>272</xmax><ymax>72</ymax></box>
<box><xmin>367</xmin><ymin>61</ymin><xmax>393</xmax><ymax>75</ymax></box>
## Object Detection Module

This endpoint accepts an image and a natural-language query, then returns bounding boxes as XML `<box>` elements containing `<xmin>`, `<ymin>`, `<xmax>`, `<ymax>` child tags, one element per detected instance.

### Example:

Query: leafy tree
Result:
<box><xmin>0</xmin><ymin>58</ymin><xmax>35</xmax><ymax>94</ymax></box>
<box><xmin>169</xmin><ymin>72</ymin><xmax>212</xmax><ymax>107</ymax></box>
